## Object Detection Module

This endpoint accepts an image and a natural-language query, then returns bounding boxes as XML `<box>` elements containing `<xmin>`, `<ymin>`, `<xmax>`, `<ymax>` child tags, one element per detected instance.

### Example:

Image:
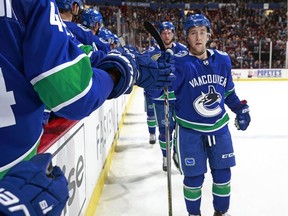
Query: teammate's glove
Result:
<box><xmin>96</xmin><ymin>47</ymin><xmax>175</xmax><ymax>99</ymax></box>
<box><xmin>0</xmin><ymin>153</ymin><xmax>68</xmax><ymax>216</ymax></box>
<box><xmin>233</xmin><ymin>100</ymin><xmax>251</xmax><ymax>130</ymax></box>
<box><xmin>96</xmin><ymin>48</ymin><xmax>136</xmax><ymax>99</ymax></box>
<box><xmin>123</xmin><ymin>44</ymin><xmax>138</xmax><ymax>52</ymax></box>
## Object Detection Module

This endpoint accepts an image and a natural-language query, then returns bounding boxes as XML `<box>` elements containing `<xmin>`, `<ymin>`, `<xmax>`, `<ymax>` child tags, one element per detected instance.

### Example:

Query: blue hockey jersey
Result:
<box><xmin>65</xmin><ymin>21</ymin><xmax>111</xmax><ymax>54</ymax></box>
<box><xmin>0</xmin><ymin>0</ymin><xmax>115</xmax><ymax>176</ymax></box>
<box><xmin>173</xmin><ymin>49</ymin><xmax>241</xmax><ymax>135</ymax></box>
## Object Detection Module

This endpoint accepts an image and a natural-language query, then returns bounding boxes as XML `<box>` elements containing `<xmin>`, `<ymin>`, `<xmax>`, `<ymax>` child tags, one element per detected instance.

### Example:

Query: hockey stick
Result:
<box><xmin>118</xmin><ymin>36</ymin><xmax>126</xmax><ymax>47</ymax></box>
<box><xmin>144</xmin><ymin>21</ymin><xmax>173</xmax><ymax>216</ymax></box>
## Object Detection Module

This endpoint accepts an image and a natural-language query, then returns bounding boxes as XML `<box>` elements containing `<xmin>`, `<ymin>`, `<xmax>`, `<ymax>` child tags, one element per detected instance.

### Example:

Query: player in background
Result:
<box><xmin>82</xmin><ymin>7</ymin><xmax>102</xmax><ymax>35</ymax></box>
<box><xmin>111</xmin><ymin>34</ymin><xmax>121</xmax><ymax>49</ymax></box>
<box><xmin>171</xmin><ymin>12</ymin><xmax>251</xmax><ymax>216</ymax></box>
<box><xmin>98</xmin><ymin>27</ymin><xmax>117</xmax><ymax>50</ymax></box>
<box><xmin>146</xmin><ymin>21</ymin><xmax>187</xmax><ymax>171</ymax></box>
<box><xmin>0</xmin><ymin>0</ymin><xmax>175</xmax><ymax>215</ymax></box>
<box><xmin>143</xmin><ymin>37</ymin><xmax>157</xmax><ymax>145</ymax></box>
<box><xmin>81</xmin><ymin>7</ymin><xmax>111</xmax><ymax>52</ymax></box>
<box><xmin>56</xmin><ymin>1</ymin><xmax>111</xmax><ymax>54</ymax></box>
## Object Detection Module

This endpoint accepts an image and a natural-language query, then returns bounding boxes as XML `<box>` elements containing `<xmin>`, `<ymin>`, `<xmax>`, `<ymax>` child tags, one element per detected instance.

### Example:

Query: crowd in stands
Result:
<box><xmin>97</xmin><ymin>0</ymin><xmax>285</xmax><ymax>3</ymax></box>
<box><xmin>141</xmin><ymin>0</ymin><xmax>284</xmax><ymax>3</ymax></box>
<box><xmin>90</xmin><ymin>3</ymin><xmax>286</xmax><ymax>69</ymax></box>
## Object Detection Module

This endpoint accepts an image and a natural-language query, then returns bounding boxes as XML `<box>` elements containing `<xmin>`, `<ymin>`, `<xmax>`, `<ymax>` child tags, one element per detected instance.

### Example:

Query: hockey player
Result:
<box><xmin>146</xmin><ymin>21</ymin><xmax>187</xmax><ymax>171</ymax></box>
<box><xmin>98</xmin><ymin>27</ymin><xmax>116</xmax><ymax>50</ymax></box>
<box><xmin>0</xmin><ymin>0</ymin><xmax>175</xmax><ymax>215</ymax></box>
<box><xmin>56</xmin><ymin>1</ymin><xmax>111</xmax><ymax>54</ymax></box>
<box><xmin>172</xmin><ymin>13</ymin><xmax>251</xmax><ymax>216</ymax></box>
<box><xmin>112</xmin><ymin>34</ymin><xmax>121</xmax><ymax>49</ymax></box>
<box><xmin>81</xmin><ymin>7</ymin><xmax>103</xmax><ymax>35</ymax></box>
<box><xmin>80</xmin><ymin>7</ymin><xmax>111</xmax><ymax>53</ymax></box>
<box><xmin>144</xmin><ymin>38</ymin><xmax>157</xmax><ymax>145</ymax></box>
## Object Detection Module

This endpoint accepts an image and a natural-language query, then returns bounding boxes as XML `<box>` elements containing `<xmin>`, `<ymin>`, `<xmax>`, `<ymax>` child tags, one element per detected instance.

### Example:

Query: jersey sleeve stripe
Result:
<box><xmin>52</xmin><ymin>79</ymin><xmax>92</xmax><ymax>112</ymax></box>
<box><xmin>33</xmin><ymin>56</ymin><xmax>93</xmax><ymax>109</ymax></box>
<box><xmin>30</xmin><ymin>53</ymin><xmax>88</xmax><ymax>85</ymax></box>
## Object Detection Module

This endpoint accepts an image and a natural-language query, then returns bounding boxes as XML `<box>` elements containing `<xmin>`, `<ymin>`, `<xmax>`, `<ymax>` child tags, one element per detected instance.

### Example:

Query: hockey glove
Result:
<box><xmin>0</xmin><ymin>153</ymin><xmax>68</xmax><ymax>216</ymax></box>
<box><xmin>96</xmin><ymin>47</ymin><xmax>175</xmax><ymax>99</ymax></box>
<box><xmin>96</xmin><ymin>47</ymin><xmax>136</xmax><ymax>99</ymax></box>
<box><xmin>135</xmin><ymin>50</ymin><xmax>175</xmax><ymax>90</ymax></box>
<box><xmin>234</xmin><ymin>100</ymin><xmax>251</xmax><ymax>131</ymax></box>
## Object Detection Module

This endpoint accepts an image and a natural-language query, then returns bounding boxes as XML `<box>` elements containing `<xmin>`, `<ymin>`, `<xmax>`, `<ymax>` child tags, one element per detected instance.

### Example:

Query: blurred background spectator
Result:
<box><xmin>86</xmin><ymin>0</ymin><xmax>287</xmax><ymax>69</ymax></box>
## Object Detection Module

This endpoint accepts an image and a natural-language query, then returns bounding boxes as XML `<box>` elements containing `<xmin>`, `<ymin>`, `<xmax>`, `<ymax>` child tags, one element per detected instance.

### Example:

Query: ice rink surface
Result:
<box><xmin>95</xmin><ymin>81</ymin><xmax>288</xmax><ymax>216</ymax></box>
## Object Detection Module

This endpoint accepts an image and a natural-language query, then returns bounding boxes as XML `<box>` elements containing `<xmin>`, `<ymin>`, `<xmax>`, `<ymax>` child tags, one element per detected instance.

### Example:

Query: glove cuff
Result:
<box><xmin>0</xmin><ymin>181</ymin><xmax>36</xmax><ymax>216</ymax></box>
<box><xmin>97</xmin><ymin>53</ymin><xmax>137</xmax><ymax>99</ymax></box>
<box><xmin>232</xmin><ymin>100</ymin><xmax>248</xmax><ymax>113</ymax></box>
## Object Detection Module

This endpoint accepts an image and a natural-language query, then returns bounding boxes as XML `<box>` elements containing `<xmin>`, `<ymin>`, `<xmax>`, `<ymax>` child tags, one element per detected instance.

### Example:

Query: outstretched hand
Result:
<box><xmin>135</xmin><ymin>49</ymin><xmax>175</xmax><ymax>90</ymax></box>
<box><xmin>96</xmin><ymin>47</ymin><xmax>175</xmax><ymax>99</ymax></box>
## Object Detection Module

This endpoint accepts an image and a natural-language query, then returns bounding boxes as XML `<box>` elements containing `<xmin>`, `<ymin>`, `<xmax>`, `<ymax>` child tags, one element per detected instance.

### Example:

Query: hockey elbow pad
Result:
<box><xmin>96</xmin><ymin>49</ymin><xmax>137</xmax><ymax>99</ymax></box>
<box><xmin>234</xmin><ymin>100</ymin><xmax>251</xmax><ymax>131</ymax></box>
<box><xmin>0</xmin><ymin>153</ymin><xmax>69</xmax><ymax>216</ymax></box>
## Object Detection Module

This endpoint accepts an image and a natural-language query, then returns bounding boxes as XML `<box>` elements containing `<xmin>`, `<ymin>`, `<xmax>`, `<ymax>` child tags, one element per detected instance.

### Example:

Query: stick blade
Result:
<box><xmin>118</xmin><ymin>36</ymin><xmax>126</xmax><ymax>47</ymax></box>
<box><xmin>144</xmin><ymin>21</ymin><xmax>165</xmax><ymax>51</ymax></box>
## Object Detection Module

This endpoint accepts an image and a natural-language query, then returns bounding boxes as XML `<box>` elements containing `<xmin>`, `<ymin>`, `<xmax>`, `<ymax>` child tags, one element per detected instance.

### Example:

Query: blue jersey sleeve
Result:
<box><xmin>0</xmin><ymin>0</ymin><xmax>114</xmax><ymax>170</ymax></box>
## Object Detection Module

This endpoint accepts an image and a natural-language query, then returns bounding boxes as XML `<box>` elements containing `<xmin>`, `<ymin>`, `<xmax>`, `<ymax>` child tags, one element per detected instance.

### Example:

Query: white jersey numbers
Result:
<box><xmin>49</xmin><ymin>2</ymin><xmax>64</xmax><ymax>32</ymax></box>
<box><xmin>0</xmin><ymin>68</ymin><xmax>16</xmax><ymax>128</ymax></box>
<box><xmin>49</xmin><ymin>1</ymin><xmax>72</xmax><ymax>36</ymax></box>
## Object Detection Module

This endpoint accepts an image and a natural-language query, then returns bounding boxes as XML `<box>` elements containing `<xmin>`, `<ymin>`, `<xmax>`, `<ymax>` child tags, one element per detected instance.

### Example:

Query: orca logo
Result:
<box><xmin>185</xmin><ymin>158</ymin><xmax>195</xmax><ymax>166</ymax></box>
<box><xmin>174</xmin><ymin>50</ymin><xmax>188</xmax><ymax>57</ymax></box>
<box><xmin>193</xmin><ymin>85</ymin><xmax>222</xmax><ymax>117</ymax></box>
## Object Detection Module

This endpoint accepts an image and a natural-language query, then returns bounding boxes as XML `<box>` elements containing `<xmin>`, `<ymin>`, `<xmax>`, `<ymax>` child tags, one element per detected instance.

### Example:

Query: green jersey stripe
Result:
<box><xmin>224</xmin><ymin>87</ymin><xmax>235</xmax><ymax>98</ymax></box>
<box><xmin>52</xmin><ymin>79</ymin><xmax>93</xmax><ymax>112</ymax></box>
<box><xmin>31</xmin><ymin>53</ymin><xmax>87</xmax><ymax>85</ymax></box>
<box><xmin>175</xmin><ymin>113</ymin><xmax>230</xmax><ymax>133</ymax></box>
<box><xmin>34</xmin><ymin>56</ymin><xmax>93</xmax><ymax>109</ymax></box>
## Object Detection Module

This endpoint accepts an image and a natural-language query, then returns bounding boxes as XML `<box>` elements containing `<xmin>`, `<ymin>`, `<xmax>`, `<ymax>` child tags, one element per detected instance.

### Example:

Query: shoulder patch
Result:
<box><xmin>174</xmin><ymin>50</ymin><xmax>189</xmax><ymax>57</ymax></box>
<box><xmin>99</xmin><ymin>38</ymin><xmax>109</xmax><ymax>44</ymax></box>
<box><xmin>77</xmin><ymin>23</ymin><xmax>91</xmax><ymax>32</ymax></box>
<box><xmin>147</xmin><ymin>46</ymin><xmax>156</xmax><ymax>52</ymax></box>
